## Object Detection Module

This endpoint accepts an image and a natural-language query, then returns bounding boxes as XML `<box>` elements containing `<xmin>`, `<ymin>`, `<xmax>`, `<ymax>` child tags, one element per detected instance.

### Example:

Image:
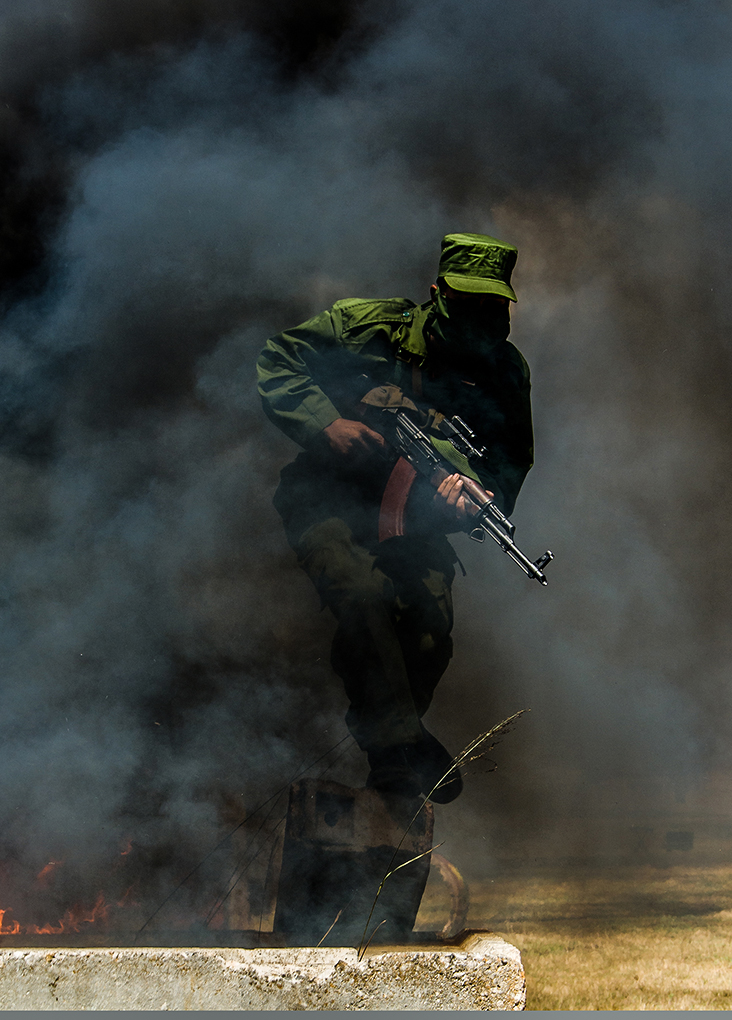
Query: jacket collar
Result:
<box><xmin>394</xmin><ymin>301</ymin><xmax>432</xmax><ymax>365</ymax></box>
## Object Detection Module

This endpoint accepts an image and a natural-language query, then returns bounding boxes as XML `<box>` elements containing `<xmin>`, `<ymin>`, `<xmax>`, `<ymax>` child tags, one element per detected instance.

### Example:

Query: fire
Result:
<box><xmin>0</xmin><ymin>841</ymin><xmax>140</xmax><ymax>938</ymax></box>
<box><xmin>36</xmin><ymin>860</ymin><xmax>64</xmax><ymax>886</ymax></box>
<box><xmin>26</xmin><ymin>894</ymin><xmax>109</xmax><ymax>935</ymax></box>
<box><xmin>0</xmin><ymin>894</ymin><xmax>109</xmax><ymax>935</ymax></box>
<box><xmin>0</xmin><ymin>911</ymin><xmax>20</xmax><ymax>935</ymax></box>
<box><xmin>116</xmin><ymin>884</ymin><xmax>139</xmax><ymax>908</ymax></box>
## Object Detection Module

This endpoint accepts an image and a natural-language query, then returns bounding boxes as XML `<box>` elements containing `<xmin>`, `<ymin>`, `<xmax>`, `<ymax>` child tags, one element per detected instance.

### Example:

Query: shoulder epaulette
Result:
<box><xmin>332</xmin><ymin>297</ymin><xmax>416</xmax><ymax>332</ymax></box>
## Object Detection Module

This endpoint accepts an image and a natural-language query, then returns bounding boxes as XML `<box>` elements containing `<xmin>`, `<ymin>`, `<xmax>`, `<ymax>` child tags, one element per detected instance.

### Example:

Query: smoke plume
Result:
<box><xmin>0</xmin><ymin>0</ymin><xmax>730</xmax><ymax>921</ymax></box>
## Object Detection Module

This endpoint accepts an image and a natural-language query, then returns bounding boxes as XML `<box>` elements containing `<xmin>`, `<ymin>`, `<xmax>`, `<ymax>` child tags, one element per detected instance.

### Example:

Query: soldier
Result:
<box><xmin>257</xmin><ymin>233</ymin><xmax>534</xmax><ymax>802</ymax></box>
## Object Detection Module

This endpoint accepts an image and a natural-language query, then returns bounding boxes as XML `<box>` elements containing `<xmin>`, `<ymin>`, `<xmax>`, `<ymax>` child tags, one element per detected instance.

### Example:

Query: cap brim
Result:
<box><xmin>443</xmin><ymin>273</ymin><xmax>517</xmax><ymax>302</ymax></box>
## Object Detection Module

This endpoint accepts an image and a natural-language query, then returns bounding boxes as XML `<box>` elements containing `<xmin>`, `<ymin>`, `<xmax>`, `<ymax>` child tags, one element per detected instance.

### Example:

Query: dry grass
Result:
<box><xmin>421</xmin><ymin>863</ymin><xmax>732</xmax><ymax>1010</ymax></box>
<box><xmin>504</xmin><ymin>915</ymin><xmax>732</xmax><ymax>1011</ymax></box>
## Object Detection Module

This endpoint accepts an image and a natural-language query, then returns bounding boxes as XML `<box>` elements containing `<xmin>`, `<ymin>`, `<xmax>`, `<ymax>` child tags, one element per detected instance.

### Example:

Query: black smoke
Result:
<box><xmin>0</xmin><ymin>0</ymin><xmax>730</xmax><ymax>922</ymax></box>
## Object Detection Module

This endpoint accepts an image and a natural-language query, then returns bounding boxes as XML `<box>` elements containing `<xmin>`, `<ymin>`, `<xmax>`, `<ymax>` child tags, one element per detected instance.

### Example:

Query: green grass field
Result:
<box><xmin>420</xmin><ymin>863</ymin><xmax>732</xmax><ymax>1010</ymax></box>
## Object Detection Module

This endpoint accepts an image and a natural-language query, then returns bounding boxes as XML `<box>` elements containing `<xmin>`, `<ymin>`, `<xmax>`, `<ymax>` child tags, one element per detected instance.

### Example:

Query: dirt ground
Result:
<box><xmin>418</xmin><ymin>862</ymin><xmax>732</xmax><ymax>1010</ymax></box>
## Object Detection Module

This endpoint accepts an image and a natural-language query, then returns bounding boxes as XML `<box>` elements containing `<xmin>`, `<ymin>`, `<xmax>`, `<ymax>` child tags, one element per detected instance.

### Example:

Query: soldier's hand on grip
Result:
<box><xmin>322</xmin><ymin>418</ymin><xmax>386</xmax><ymax>462</ymax></box>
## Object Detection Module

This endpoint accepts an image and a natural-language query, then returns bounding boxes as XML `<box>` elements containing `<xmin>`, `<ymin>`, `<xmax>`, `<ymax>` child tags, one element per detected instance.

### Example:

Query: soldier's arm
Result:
<box><xmin>257</xmin><ymin>310</ymin><xmax>344</xmax><ymax>449</ymax></box>
<box><xmin>257</xmin><ymin>310</ymin><xmax>384</xmax><ymax>456</ymax></box>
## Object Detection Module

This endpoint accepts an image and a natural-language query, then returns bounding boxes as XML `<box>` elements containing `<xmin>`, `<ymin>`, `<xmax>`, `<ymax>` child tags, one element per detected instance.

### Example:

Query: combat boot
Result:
<box><xmin>365</xmin><ymin>745</ymin><xmax>422</xmax><ymax>798</ymax></box>
<box><xmin>404</xmin><ymin>725</ymin><xmax>463</xmax><ymax>804</ymax></box>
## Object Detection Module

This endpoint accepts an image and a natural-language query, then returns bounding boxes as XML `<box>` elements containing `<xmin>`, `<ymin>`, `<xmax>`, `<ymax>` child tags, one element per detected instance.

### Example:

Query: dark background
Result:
<box><xmin>1</xmin><ymin>0</ymin><xmax>730</xmax><ymax>924</ymax></box>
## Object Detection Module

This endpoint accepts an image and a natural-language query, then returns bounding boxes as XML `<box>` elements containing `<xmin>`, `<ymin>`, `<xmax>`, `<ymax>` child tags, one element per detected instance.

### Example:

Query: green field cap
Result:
<box><xmin>438</xmin><ymin>232</ymin><xmax>518</xmax><ymax>301</ymax></box>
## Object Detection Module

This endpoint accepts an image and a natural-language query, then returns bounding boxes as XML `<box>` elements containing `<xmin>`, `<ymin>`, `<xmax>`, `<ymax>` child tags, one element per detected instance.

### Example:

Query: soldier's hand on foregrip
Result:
<box><xmin>322</xmin><ymin>418</ymin><xmax>386</xmax><ymax>460</ymax></box>
<box><xmin>433</xmin><ymin>473</ymin><xmax>494</xmax><ymax>524</ymax></box>
<box><xmin>433</xmin><ymin>472</ymin><xmax>495</xmax><ymax>524</ymax></box>
<box><xmin>434</xmin><ymin>473</ymin><xmax>466</xmax><ymax>523</ymax></box>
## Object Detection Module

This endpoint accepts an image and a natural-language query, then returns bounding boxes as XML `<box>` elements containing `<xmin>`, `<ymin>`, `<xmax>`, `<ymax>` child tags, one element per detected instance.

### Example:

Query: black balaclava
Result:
<box><xmin>426</xmin><ymin>290</ymin><xmax>511</xmax><ymax>365</ymax></box>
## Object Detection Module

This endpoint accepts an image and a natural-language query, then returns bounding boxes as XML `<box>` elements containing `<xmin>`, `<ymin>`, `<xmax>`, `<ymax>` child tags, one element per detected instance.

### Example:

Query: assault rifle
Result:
<box><xmin>374</xmin><ymin>407</ymin><xmax>553</xmax><ymax>586</ymax></box>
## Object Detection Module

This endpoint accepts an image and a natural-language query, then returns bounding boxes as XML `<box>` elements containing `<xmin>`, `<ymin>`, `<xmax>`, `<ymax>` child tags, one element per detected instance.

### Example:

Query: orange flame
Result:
<box><xmin>0</xmin><ymin>910</ymin><xmax>20</xmax><ymax>935</ymax></box>
<box><xmin>120</xmin><ymin>838</ymin><xmax>133</xmax><ymax>856</ymax></box>
<box><xmin>25</xmin><ymin>893</ymin><xmax>108</xmax><ymax>935</ymax></box>
<box><xmin>0</xmin><ymin>895</ymin><xmax>109</xmax><ymax>936</ymax></box>
<box><xmin>36</xmin><ymin>860</ymin><xmax>64</xmax><ymax>886</ymax></box>
<box><xmin>116</xmin><ymin>884</ymin><xmax>139</xmax><ymax>908</ymax></box>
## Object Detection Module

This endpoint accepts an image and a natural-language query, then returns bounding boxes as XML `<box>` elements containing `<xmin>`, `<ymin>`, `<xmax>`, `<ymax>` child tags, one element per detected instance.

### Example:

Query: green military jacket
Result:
<box><xmin>257</xmin><ymin>297</ymin><xmax>534</xmax><ymax>541</ymax></box>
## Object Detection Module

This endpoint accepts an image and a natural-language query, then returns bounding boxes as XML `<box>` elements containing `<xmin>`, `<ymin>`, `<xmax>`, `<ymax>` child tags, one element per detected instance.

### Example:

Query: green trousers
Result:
<box><xmin>293</xmin><ymin>517</ymin><xmax>456</xmax><ymax>752</ymax></box>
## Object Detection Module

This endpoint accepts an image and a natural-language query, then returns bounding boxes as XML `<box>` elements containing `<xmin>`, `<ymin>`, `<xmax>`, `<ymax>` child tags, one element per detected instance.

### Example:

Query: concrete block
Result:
<box><xmin>0</xmin><ymin>930</ymin><xmax>526</xmax><ymax>1010</ymax></box>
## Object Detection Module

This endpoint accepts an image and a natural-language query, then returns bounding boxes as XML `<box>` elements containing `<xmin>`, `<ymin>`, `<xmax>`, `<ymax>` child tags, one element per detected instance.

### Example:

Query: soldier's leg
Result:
<box><xmin>396</xmin><ymin>571</ymin><xmax>454</xmax><ymax>718</ymax></box>
<box><xmin>372</xmin><ymin>538</ymin><xmax>462</xmax><ymax>802</ymax></box>
<box><xmin>373</xmin><ymin>538</ymin><xmax>456</xmax><ymax>717</ymax></box>
<box><xmin>294</xmin><ymin>517</ymin><xmax>424</xmax><ymax>757</ymax></box>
